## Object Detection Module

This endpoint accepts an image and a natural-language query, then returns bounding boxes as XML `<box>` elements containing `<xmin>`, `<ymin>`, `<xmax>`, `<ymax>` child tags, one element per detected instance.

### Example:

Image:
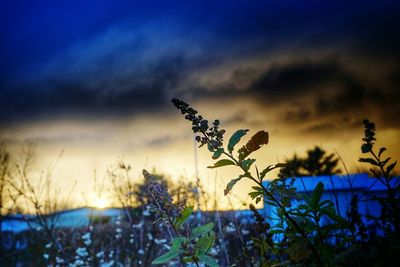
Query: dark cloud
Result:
<box><xmin>250</xmin><ymin>59</ymin><xmax>352</xmax><ymax>98</ymax></box>
<box><xmin>0</xmin><ymin>54</ymin><xmax>187</xmax><ymax>124</ymax></box>
<box><xmin>248</xmin><ymin>58</ymin><xmax>400</xmax><ymax>130</ymax></box>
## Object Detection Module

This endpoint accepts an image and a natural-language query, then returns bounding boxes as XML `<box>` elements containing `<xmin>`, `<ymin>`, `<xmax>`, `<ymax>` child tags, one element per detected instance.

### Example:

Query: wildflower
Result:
<box><xmin>81</xmin><ymin>232</ymin><xmax>90</xmax><ymax>240</ymax></box>
<box><xmin>108</xmin><ymin>250</ymin><xmax>114</xmax><ymax>257</ymax></box>
<box><xmin>210</xmin><ymin>246</ymin><xmax>219</xmax><ymax>256</ymax></box>
<box><xmin>115</xmin><ymin>226</ymin><xmax>122</xmax><ymax>239</ymax></box>
<box><xmin>246</xmin><ymin>240</ymin><xmax>254</xmax><ymax>249</ymax></box>
<box><xmin>96</xmin><ymin>251</ymin><xmax>104</xmax><ymax>259</ymax></box>
<box><xmin>45</xmin><ymin>243</ymin><xmax>52</xmax><ymax>249</ymax></box>
<box><xmin>225</xmin><ymin>222</ymin><xmax>236</xmax><ymax>233</ymax></box>
<box><xmin>56</xmin><ymin>257</ymin><xmax>65</xmax><ymax>264</ymax></box>
<box><xmin>81</xmin><ymin>232</ymin><xmax>92</xmax><ymax>246</ymax></box>
<box><xmin>241</xmin><ymin>229</ymin><xmax>250</xmax><ymax>235</ymax></box>
<box><xmin>43</xmin><ymin>253</ymin><xmax>49</xmax><ymax>260</ymax></box>
<box><xmin>73</xmin><ymin>259</ymin><xmax>84</xmax><ymax>266</ymax></box>
<box><xmin>361</xmin><ymin>119</ymin><xmax>376</xmax><ymax>153</ymax></box>
<box><xmin>154</xmin><ymin>238</ymin><xmax>167</xmax><ymax>244</ymax></box>
<box><xmin>138</xmin><ymin>249</ymin><xmax>144</xmax><ymax>255</ymax></box>
<box><xmin>76</xmin><ymin>247</ymin><xmax>88</xmax><ymax>257</ymax></box>
<box><xmin>144</xmin><ymin>170</ymin><xmax>173</xmax><ymax>208</ymax></box>
<box><xmin>100</xmin><ymin>260</ymin><xmax>114</xmax><ymax>267</ymax></box>
<box><xmin>172</xmin><ymin>98</ymin><xmax>225</xmax><ymax>149</ymax></box>
<box><xmin>143</xmin><ymin>206</ymin><xmax>151</xmax><ymax>216</ymax></box>
<box><xmin>147</xmin><ymin>233</ymin><xmax>153</xmax><ymax>240</ymax></box>
<box><xmin>132</xmin><ymin>222</ymin><xmax>143</xmax><ymax>228</ymax></box>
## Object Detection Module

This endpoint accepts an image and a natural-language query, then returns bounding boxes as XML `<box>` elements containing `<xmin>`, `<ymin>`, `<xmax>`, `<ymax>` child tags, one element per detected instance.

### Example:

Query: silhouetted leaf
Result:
<box><xmin>241</xmin><ymin>158</ymin><xmax>256</xmax><ymax>171</ymax></box>
<box><xmin>249</xmin><ymin>191</ymin><xmax>263</xmax><ymax>199</ymax></box>
<box><xmin>228</xmin><ymin>129</ymin><xmax>248</xmax><ymax>153</ymax></box>
<box><xmin>386</xmin><ymin>161</ymin><xmax>397</xmax><ymax>174</ymax></box>
<box><xmin>359</xmin><ymin>157</ymin><xmax>379</xmax><ymax>166</ymax></box>
<box><xmin>311</xmin><ymin>182</ymin><xmax>324</xmax><ymax>209</ymax></box>
<box><xmin>260</xmin><ymin>163</ymin><xmax>285</xmax><ymax>179</ymax></box>
<box><xmin>378</xmin><ymin>147</ymin><xmax>387</xmax><ymax>157</ymax></box>
<box><xmin>208</xmin><ymin>159</ymin><xmax>235</xmax><ymax>169</ymax></box>
<box><xmin>224</xmin><ymin>176</ymin><xmax>244</xmax><ymax>195</ymax></box>
<box><xmin>381</xmin><ymin>157</ymin><xmax>391</xmax><ymax>166</ymax></box>
<box><xmin>238</xmin><ymin>130</ymin><xmax>269</xmax><ymax>160</ymax></box>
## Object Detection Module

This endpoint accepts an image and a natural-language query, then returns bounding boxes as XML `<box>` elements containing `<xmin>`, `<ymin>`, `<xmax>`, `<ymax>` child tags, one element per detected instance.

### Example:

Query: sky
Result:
<box><xmin>1</xmin><ymin>0</ymin><xmax>400</xmax><ymax>210</ymax></box>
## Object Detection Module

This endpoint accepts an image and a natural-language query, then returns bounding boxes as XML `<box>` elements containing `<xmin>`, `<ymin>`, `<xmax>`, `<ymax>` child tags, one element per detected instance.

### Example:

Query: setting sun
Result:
<box><xmin>89</xmin><ymin>194</ymin><xmax>110</xmax><ymax>209</ymax></box>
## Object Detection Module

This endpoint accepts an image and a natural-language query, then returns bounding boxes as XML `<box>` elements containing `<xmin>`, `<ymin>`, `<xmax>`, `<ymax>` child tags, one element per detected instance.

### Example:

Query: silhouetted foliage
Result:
<box><xmin>279</xmin><ymin>146</ymin><xmax>341</xmax><ymax>178</ymax></box>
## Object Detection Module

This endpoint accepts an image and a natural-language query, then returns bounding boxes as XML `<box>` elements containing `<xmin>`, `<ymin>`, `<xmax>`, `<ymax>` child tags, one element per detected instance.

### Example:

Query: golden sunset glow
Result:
<box><xmin>89</xmin><ymin>194</ymin><xmax>110</xmax><ymax>209</ymax></box>
<box><xmin>1</xmin><ymin>1</ymin><xmax>399</xmax><ymax>212</ymax></box>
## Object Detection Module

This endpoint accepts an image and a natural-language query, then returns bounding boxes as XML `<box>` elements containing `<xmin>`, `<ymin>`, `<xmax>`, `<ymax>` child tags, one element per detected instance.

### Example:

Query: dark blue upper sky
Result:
<box><xmin>0</xmin><ymin>0</ymin><xmax>400</xmax><ymax>127</ymax></box>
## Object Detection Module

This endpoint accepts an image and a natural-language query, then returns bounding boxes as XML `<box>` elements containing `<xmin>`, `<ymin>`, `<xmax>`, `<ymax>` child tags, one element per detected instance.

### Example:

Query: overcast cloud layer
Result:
<box><xmin>1</xmin><ymin>0</ymin><xmax>399</xmax><ymax>127</ymax></box>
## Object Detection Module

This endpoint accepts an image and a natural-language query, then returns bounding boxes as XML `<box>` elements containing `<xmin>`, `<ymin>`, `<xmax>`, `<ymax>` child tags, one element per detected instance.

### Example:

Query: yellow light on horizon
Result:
<box><xmin>90</xmin><ymin>194</ymin><xmax>110</xmax><ymax>209</ymax></box>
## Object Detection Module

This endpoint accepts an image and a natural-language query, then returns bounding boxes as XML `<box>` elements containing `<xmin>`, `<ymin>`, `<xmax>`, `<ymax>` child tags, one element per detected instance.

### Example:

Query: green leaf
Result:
<box><xmin>198</xmin><ymin>254</ymin><xmax>219</xmax><ymax>267</ymax></box>
<box><xmin>359</xmin><ymin>157</ymin><xmax>379</xmax><ymax>166</ymax></box>
<box><xmin>208</xmin><ymin>159</ymin><xmax>235</xmax><ymax>169</ymax></box>
<box><xmin>192</xmin><ymin>223</ymin><xmax>215</xmax><ymax>237</ymax></box>
<box><xmin>171</xmin><ymin>237</ymin><xmax>186</xmax><ymax>251</ymax></box>
<box><xmin>152</xmin><ymin>250</ymin><xmax>180</xmax><ymax>264</ymax></box>
<box><xmin>175</xmin><ymin>206</ymin><xmax>193</xmax><ymax>228</ymax></box>
<box><xmin>224</xmin><ymin>176</ymin><xmax>244</xmax><ymax>195</ymax></box>
<box><xmin>195</xmin><ymin>232</ymin><xmax>215</xmax><ymax>255</ymax></box>
<box><xmin>212</xmin><ymin>148</ymin><xmax>224</xmax><ymax>159</ymax></box>
<box><xmin>182</xmin><ymin>256</ymin><xmax>193</xmax><ymax>263</ymax></box>
<box><xmin>228</xmin><ymin>129</ymin><xmax>248</xmax><ymax>153</ymax></box>
<box><xmin>241</xmin><ymin>158</ymin><xmax>256</xmax><ymax>171</ymax></box>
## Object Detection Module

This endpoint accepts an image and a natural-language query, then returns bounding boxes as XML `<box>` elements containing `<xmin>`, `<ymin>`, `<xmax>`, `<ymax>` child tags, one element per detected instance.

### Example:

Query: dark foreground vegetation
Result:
<box><xmin>0</xmin><ymin>99</ymin><xmax>399</xmax><ymax>266</ymax></box>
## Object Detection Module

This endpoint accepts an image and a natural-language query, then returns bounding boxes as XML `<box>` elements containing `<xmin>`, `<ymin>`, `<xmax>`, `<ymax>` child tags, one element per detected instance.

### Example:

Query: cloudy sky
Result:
<box><xmin>1</xmin><ymin>0</ymin><xmax>399</xmax><ymax>209</ymax></box>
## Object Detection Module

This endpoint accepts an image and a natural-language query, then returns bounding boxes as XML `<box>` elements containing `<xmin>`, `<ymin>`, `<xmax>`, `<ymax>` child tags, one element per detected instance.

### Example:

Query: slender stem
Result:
<box><xmin>370</xmin><ymin>150</ymin><xmax>400</xmax><ymax>233</ymax></box>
